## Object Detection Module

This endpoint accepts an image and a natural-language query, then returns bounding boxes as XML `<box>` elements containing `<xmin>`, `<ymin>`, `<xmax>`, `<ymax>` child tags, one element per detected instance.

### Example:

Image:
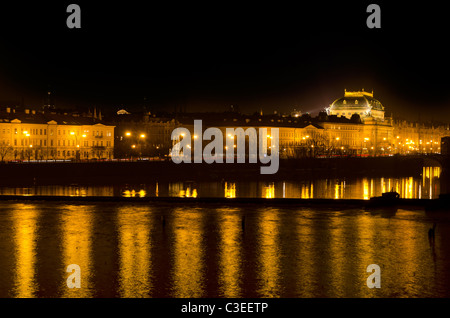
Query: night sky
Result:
<box><xmin>0</xmin><ymin>1</ymin><xmax>449</xmax><ymax>121</ymax></box>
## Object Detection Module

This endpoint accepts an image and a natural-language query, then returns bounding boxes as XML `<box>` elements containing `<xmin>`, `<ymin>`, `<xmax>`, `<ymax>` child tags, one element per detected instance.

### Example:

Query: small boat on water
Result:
<box><xmin>365</xmin><ymin>190</ymin><xmax>400</xmax><ymax>211</ymax></box>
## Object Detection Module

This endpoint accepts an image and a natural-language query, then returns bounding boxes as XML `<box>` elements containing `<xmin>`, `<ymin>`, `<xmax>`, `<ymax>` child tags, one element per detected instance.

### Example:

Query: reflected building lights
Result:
<box><xmin>0</xmin><ymin>168</ymin><xmax>443</xmax><ymax>201</ymax></box>
<box><xmin>217</xmin><ymin>208</ymin><xmax>242</xmax><ymax>297</ymax></box>
<box><xmin>117</xmin><ymin>206</ymin><xmax>152</xmax><ymax>297</ymax></box>
<box><xmin>363</xmin><ymin>178</ymin><xmax>369</xmax><ymax>200</ymax></box>
<box><xmin>257</xmin><ymin>208</ymin><xmax>281</xmax><ymax>297</ymax></box>
<box><xmin>60</xmin><ymin>205</ymin><xmax>93</xmax><ymax>297</ymax></box>
<box><xmin>12</xmin><ymin>204</ymin><xmax>39</xmax><ymax>298</ymax></box>
<box><xmin>300</xmin><ymin>182</ymin><xmax>314</xmax><ymax>199</ymax></box>
<box><xmin>224</xmin><ymin>182</ymin><xmax>236</xmax><ymax>198</ymax></box>
<box><xmin>263</xmin><ymin>183</ymin><xmax>275</xmax><ymax>199</ymax></box>
<box><xmin>328</xmin><ymin>215</ymin><xmax>347</xmax><ymax>296</ymax></box>
<box><xmin>355</xmin><ymin>214</ymin><xmax>377</xmax><ymax>297</ymax></box>
<box><xmin>295</xmin><ymin>210</ymin><xmax>315</xmax><ymax>296</ymax></box>
<box><xmin>171</xmin><ymin>208</ymin><xmax>204</xmax><ymax>297</ymax></box>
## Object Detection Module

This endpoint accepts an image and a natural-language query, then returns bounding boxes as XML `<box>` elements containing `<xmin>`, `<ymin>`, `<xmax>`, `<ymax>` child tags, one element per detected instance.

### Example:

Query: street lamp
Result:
<box><xmin>22</xmin><ymin>130</ymin><xmax>31</xmax><ymax>160</ymax></box>
<box><xmin>335</xmin><ymin>137</ymin><xmax>340</xmax><ymax>156</ymax></box>
<box><xmin>139</xmin><ymin>133</ymin><xmax>146</xmax><ymax>158</ymax></box>
<box><xmin>70</xmin><ymin>131</ymin><xmax>81</xmax><ymax>160</ymax></box>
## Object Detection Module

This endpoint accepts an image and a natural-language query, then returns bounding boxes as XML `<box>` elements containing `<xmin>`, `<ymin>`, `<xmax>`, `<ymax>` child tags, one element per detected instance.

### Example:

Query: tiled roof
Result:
<box><xmin>0</xmin><ymin>110</ymin><xmax>108</xmax><ymax>125</ymax></box>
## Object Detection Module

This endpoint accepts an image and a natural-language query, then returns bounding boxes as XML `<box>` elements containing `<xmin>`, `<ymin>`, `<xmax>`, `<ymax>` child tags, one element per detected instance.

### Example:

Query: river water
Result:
<box><xmin>0</xmin><ymin>166</ymin><xmax>442</xmax><ymax>200</ymax></box>
<box><xmin>0</xmin><ymin>166</ymin><xmax>448</xmax><ymax>298</ymax></box>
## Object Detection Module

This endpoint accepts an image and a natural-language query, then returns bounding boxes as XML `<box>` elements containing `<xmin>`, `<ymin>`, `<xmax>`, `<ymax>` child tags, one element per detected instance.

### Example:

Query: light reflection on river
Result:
<box><xmin>0</xmin><ymin>167</ymin><xmax>441</xmax><ymax>200</ymax></box>
<box><xmin>0</xmin><ymin>201</ymin><xmax>449</xmax><ymax>298</ymax></box>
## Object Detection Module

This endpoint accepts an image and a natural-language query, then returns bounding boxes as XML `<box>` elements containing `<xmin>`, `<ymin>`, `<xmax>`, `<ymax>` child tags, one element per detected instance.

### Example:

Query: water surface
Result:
<box><xmin>0</xmin><ymin>201</ymin><xmax>448</xmax><ymax>298</ymax></box>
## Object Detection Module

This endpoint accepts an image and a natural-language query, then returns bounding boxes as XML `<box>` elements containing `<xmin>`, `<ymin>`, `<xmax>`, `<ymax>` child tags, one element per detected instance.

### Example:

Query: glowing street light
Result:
<box><xmin>125</xmin><ymin>132</ymin><xmax>131</xmax><ymax>137</ymax></box>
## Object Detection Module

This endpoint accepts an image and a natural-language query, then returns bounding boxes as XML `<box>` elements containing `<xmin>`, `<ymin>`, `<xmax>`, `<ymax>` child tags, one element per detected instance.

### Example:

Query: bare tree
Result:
<box><xmin>0</xmin><ymin>145</ymin><xmax>13</xmax><ymax>162</ymax></box>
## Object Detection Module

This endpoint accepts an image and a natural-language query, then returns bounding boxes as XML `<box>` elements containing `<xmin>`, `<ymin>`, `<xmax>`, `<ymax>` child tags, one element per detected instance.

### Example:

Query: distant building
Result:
<box><xmin>0</xmin><ymin>108</ymin><xmax>115</xmax><ymax>161</ymax></box>
<box><xmin>328</xmin><ymin>89</ymin><xmax>385</xmax><ymax>121</ymax></box>
<box><xmin>173</xmin><ymin>90</ymin><xmax>450</xmax><ymax>158</ymax></box>
<box><xmin>441</xmin><ymin>136</ymin><xmax>450</xmax><ymax>156</ymax></box>
<box><xmin>109</xmin><ymin>111</ymin><xmax>177</xmax><ymax>158</ymax></box>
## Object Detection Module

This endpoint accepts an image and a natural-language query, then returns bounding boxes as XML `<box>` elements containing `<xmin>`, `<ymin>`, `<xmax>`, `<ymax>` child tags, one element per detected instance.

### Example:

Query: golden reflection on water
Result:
<box><xmin>328</xmin><ymin>214</ymin><xmax>348</xmax><ymax>297</ymax></box>
<box><xmin>334</xmin><ymin>181</ymin><xmax>345</xmax><ymax>199</ymax></box>
<box><xmin>12</xmin><ymin>204</ymin><xmax>39</xmax><ymax>298</ymax></box>
<box><xmin>263</xmin><ymin>183</ymin><xmax>275</xmax><ymax>199</ymax></box>
<box><xmin>355</xmin><ymin>213</ymin><xmax>377</xmax><ymax>297</ymax></box>
<box><xmin>224</xmin><ymin>182</ymin><xmax>236</xmax><ymax>198</ymax></box>
<box><xmin>217</xmin><ymin>208</ymin><xmax>242</xmax><ymax>297</ymax></box>
<box><xmin>295</xmin><ymin>210</ymin><xmax>315</xmax><ymax>297</ymax></box>
<box><xmin>117</xmin><ymin>206</ymin><xmax>152</xmax><ymax>297</ymax></box>
<box><xmin>0</xmin><ymin>167</ymin><xmax>442</xmax><ymax>200</ymax></box>
<box><xmin>257</xmin><ymin>208</ymin><xmax>281</xmax><ymax>297</ymax></box>
<box><xmin>363</xmin><ymin>178</ymin><xmax>369</xmax><ymax>200</ymax></box>
<box><xmin>3</xmin><ymin>201</ymin><xmax>449</xmax><ymax>297</ymax></box>
<box><xmin>60</xmin><ymin>205</ymin><xmax>93</xmax><ymax>297</ymax></box>
<box><xmin>423</xmin><ymin>166</ymin><xmax>441</xmax><ymax>199</ymax></box>
<box><xmin>171</xmin><ymin>208</ymin><xmax>204</xmax><ymax>297</ymax></box>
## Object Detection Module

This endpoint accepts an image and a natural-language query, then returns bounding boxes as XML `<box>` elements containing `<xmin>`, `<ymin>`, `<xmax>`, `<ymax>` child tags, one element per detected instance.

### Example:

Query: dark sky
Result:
<box><xmin>0</xmin><ymin>1</ymin><xmax>449</xmax><ymax>121</ymax></box>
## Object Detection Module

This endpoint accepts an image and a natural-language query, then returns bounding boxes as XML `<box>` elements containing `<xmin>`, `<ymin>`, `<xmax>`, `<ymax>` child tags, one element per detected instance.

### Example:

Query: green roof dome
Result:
<box><xmin>330</xmin><ymin>90</ymin><xmax>384</xmax><ymax>112</ymax></box>
<box><xmin>328</xmin><ymin>90</ymin><xmax>385</xmax><ymax>121</ymax></box>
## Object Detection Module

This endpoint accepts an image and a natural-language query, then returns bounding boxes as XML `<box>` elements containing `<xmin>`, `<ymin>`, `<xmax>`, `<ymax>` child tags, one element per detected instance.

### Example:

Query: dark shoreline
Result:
<box><xmin>0</xmin><ymin>156</ymin><xmax>436</xmax><ymax>186</ymax></box>
<box><xmin>1</xmin><ymin>193</ymin><xmax>448</xmax><ymax>212</ymax></box>
<box><xmin>0</xmin><ymin>194</ymin><xmax>429</xmax><ymax>207</ymax></box>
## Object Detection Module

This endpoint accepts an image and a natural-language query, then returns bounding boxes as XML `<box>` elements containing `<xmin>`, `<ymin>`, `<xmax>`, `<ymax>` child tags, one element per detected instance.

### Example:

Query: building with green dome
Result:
<box><xmin>327</xmin><ymin>89</ymin><xmax>385</xmax><ymax>122</ymax></box>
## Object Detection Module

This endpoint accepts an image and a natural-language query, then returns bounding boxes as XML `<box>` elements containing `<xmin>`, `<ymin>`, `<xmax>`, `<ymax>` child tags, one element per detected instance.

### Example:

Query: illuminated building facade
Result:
<box><xmin>174</xmin><ymin>90</ymin><xmax>450</xmax><ymax>158</ymax></box>
<box><xmin>328</xmin><ymin>89</ymin><xmax>385</xmax><ymax>121</ymax></box>
<box><xmin>0</xmin><ymin>108</ymin><xmax>115</xmax><ymax>161</ymax></box>
<box><xmin>392</xmin><ymin>119</ymin><xmax>449</xmax><ymax>154</ymax></box>
<box><xmin>112</xmin><ymin>111</ymin><xmax>177</xmax><ymax>158</ymax></box>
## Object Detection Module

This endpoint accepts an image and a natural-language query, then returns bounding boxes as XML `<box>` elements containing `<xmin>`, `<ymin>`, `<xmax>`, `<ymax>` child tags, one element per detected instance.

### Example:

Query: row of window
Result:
<box><xmin>2</xmin><ymin>139</ymin><xmax>112</xmax><ymax>147</ymax></box>
<box><xmin>1</xmin><ymin>128</ymin><xmax>113</xmax><ymax>137</ymax></box>
<box><xmin>334</xmin><ymin>112</ymin><xmax>367</xmax><ymax>117</ymax></box>
<box><xmin>56</xmin><ymin>150</ymin><xmax>109</xmax><ymax>157</ymax></box>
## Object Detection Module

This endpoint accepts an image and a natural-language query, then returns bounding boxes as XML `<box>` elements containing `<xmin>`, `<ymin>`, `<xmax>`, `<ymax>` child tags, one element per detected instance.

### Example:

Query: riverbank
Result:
<box><xmin>0</xmin><ymin>156</ymin><xmax>436</xmax><ymax>186</ymax></box>
<box><xmin>0</xmin><ymin>194</ymin><xmax>446</xmax><ymax>212</ymax></box>
<box><xmin>0</xmin><ymin>193</ymin><xmax>428</xmax><ymax>207</ymax></box>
